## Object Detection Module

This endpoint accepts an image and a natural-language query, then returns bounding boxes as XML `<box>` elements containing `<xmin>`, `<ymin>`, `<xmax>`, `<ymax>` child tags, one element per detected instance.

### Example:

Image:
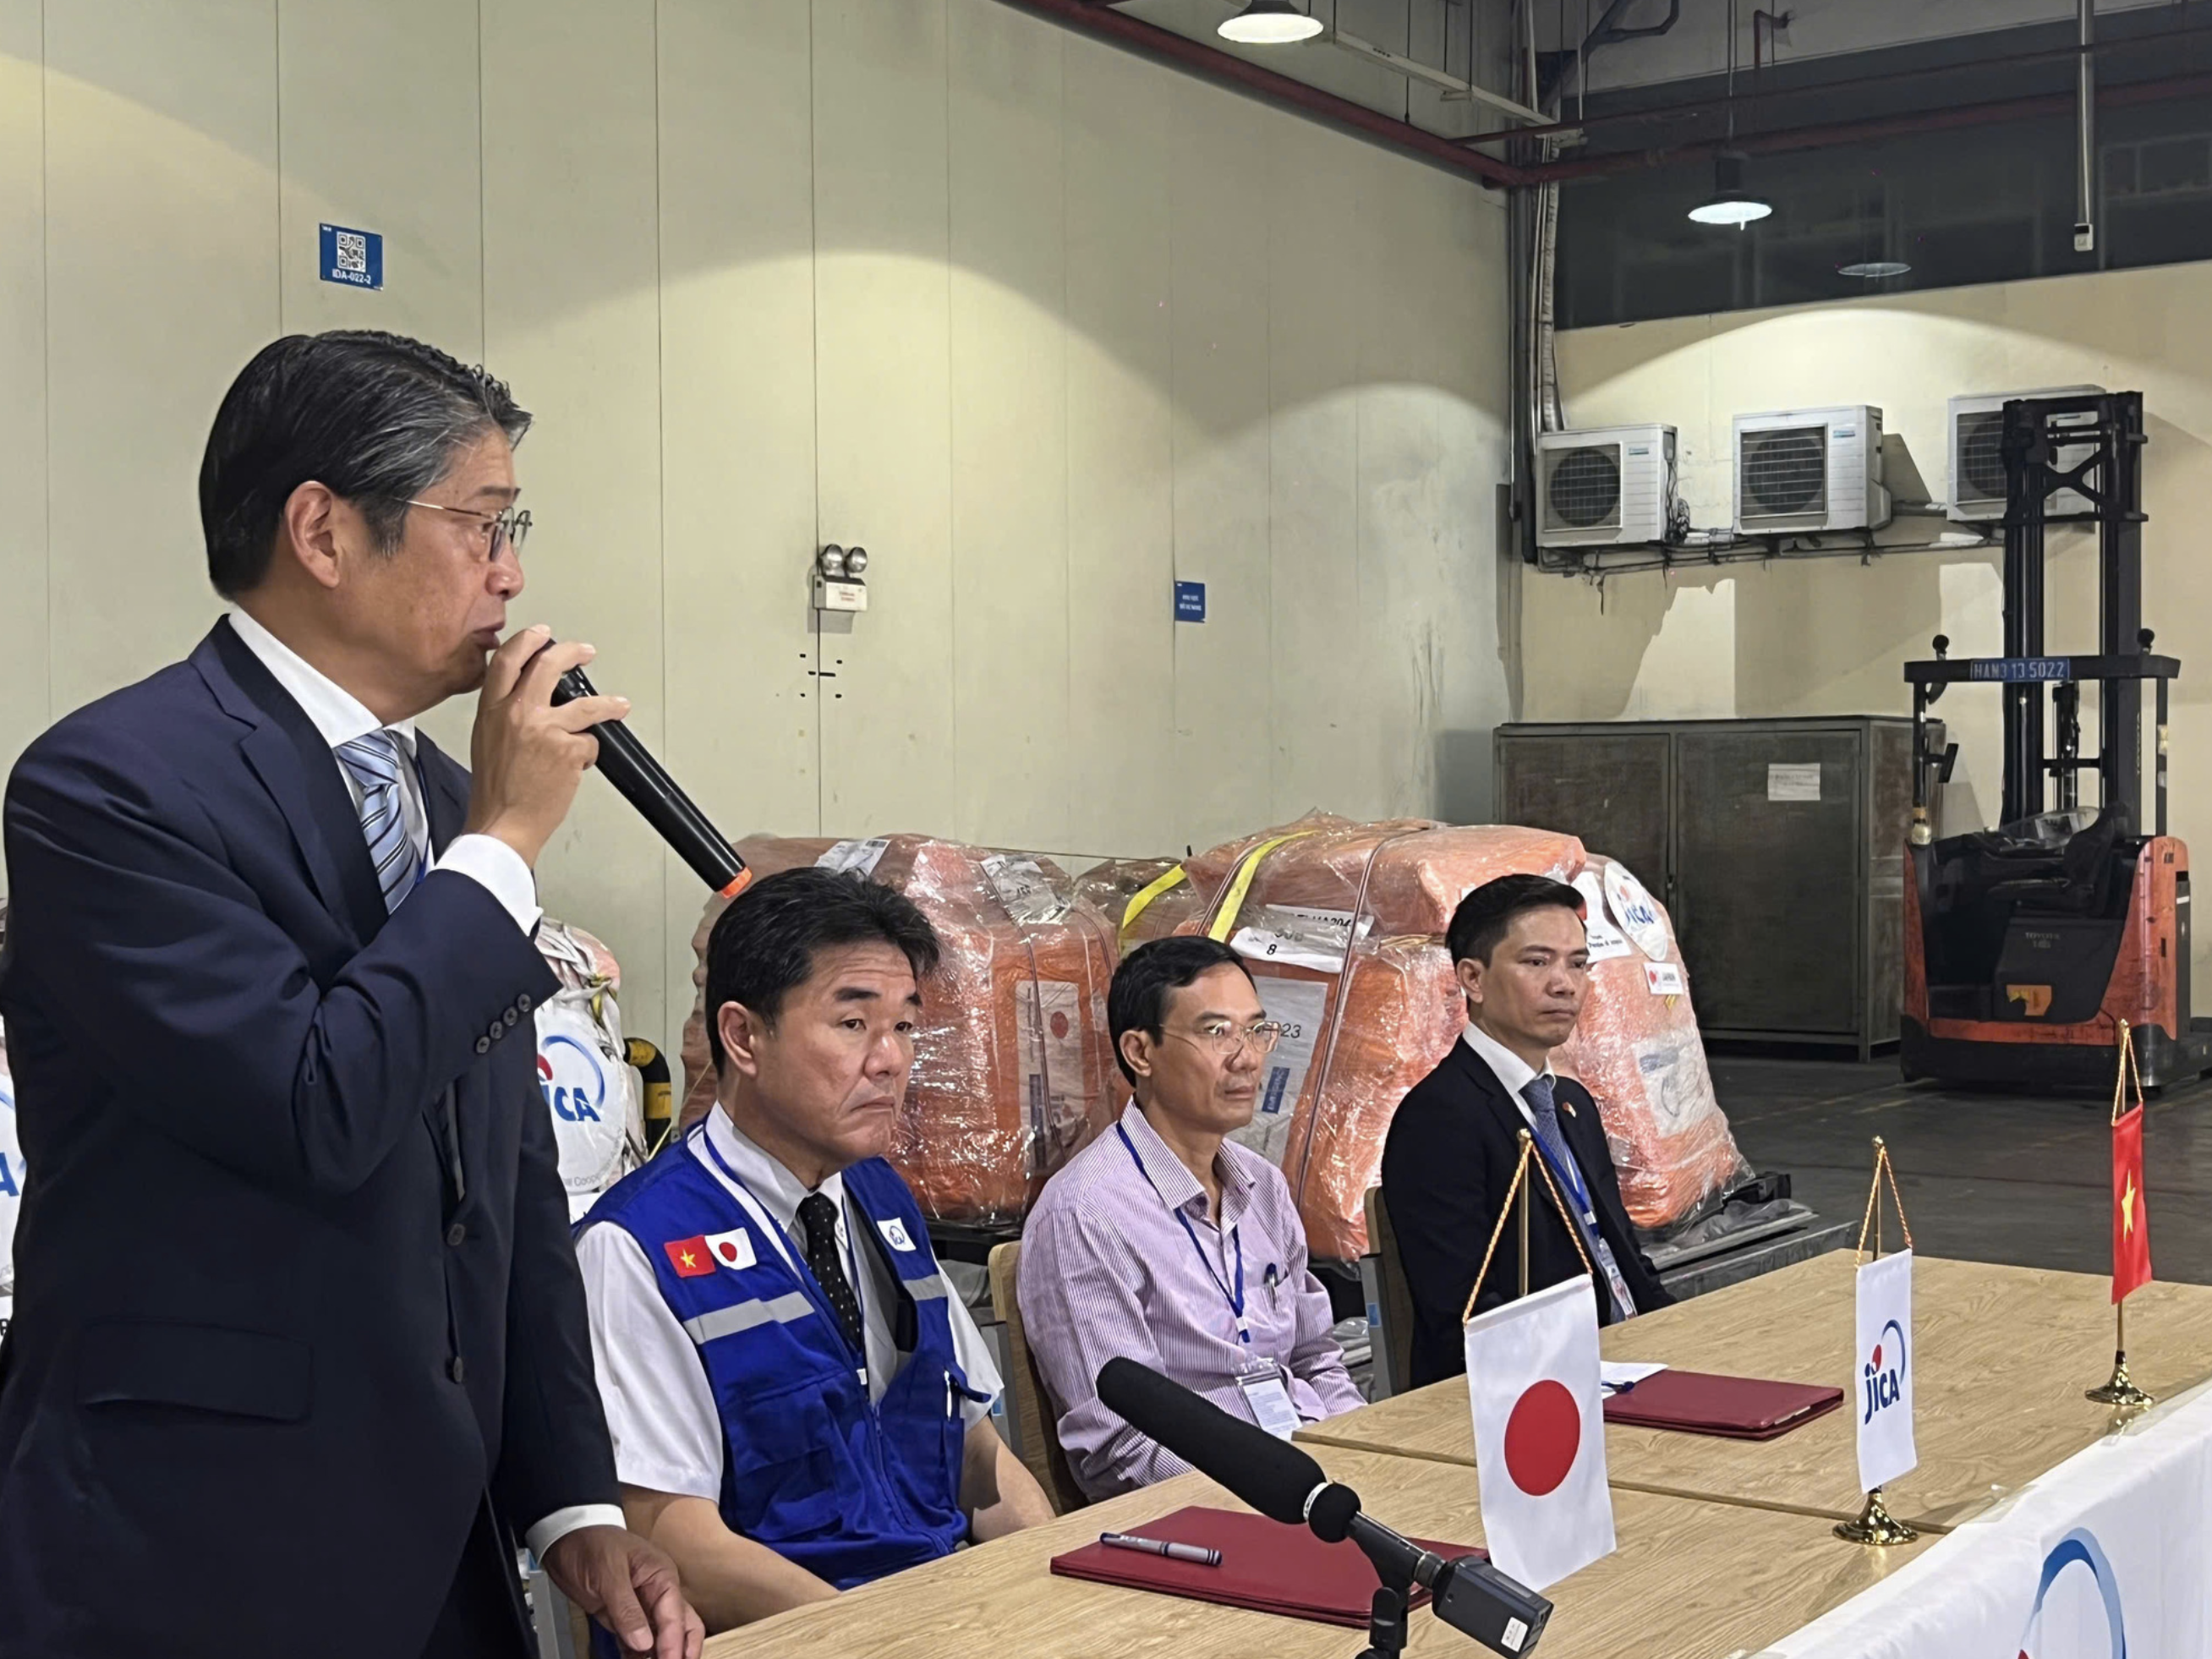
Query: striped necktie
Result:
<box><xmin>334</xmin><ymin>729</ymin><xmax>422</xmax><ymax>914</ymax></box>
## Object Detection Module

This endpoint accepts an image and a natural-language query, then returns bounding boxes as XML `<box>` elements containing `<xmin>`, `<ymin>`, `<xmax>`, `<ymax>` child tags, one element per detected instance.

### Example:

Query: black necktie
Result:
<box><xmin>797</xmin><ymin>1191</ymin><xmax>866</xmax><ymax>1360</ymax></box>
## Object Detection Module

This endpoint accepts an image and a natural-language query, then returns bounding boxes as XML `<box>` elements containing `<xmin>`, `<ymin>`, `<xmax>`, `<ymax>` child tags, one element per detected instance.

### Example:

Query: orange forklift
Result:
<box><xmin>1902</xmin><ymin>390</ymin><xmax>2212</xmax><ymax>1088</ymax></box>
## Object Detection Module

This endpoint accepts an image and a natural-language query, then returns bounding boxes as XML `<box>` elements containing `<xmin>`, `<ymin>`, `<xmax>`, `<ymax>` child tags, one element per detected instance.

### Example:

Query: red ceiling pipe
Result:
<box><xmin>991</xmin><ymin>0</ymin><xmax>1528</xmax><ymax>189</ymax></box>
<box><xmin>1523</xmin><ymin>69</ymin><xmax>2212</xmax><ymax>184</ymax></box>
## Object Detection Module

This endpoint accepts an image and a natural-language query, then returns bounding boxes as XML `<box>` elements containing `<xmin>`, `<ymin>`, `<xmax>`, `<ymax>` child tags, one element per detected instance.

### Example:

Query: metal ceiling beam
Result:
<box><xmin>990</xmin><ymin>0</ymin><xmax>1528</xmax><ymax>188</ymax></box>
<box><xmin>1521</xmin><ymin>68</ymin><xmax>2212</xmax><ymax>184</ymax></box>
<box><xmin>1462</xmin><ymin>20</ymin><xmax>2212</xmax><ymax>150</ymax></box>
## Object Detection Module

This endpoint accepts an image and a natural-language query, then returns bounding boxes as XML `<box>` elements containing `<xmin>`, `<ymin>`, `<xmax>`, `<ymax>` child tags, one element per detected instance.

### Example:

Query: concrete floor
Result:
<box><xmin>1713</xmin><ymin>1053</ymin><xmax>2212</xmax><ymax>1285</ymax></box>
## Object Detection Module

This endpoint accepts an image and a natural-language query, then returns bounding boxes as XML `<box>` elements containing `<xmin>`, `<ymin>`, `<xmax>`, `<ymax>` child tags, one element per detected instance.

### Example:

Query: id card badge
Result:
<box><xmin>1588</xmin><ymin>1232</ymin><xmax>1638</xmax><ymax>1320</ymax></box>
<box><xmin>1235</xmin><ymin>1364</ymin><xmax>1302</xmax><ymax>1440</ymax></box>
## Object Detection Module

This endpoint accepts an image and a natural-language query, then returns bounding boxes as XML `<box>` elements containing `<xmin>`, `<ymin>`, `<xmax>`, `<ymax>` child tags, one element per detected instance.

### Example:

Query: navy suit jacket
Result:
<box><xmin>1381</xmin><ymin>1040</ymin><xmax>1673</xmax><ymax>1389</ymax></box>
<box><xmin>0</xmin><ymin>618</ymin><xmax>617</xmax><ymax>1658</ymax></box>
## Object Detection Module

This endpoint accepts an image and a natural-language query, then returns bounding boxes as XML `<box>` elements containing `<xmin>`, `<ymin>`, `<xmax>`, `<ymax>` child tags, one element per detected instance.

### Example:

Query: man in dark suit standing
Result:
<box><xmin>0</xmin><ymin>331</ymin><xmax>702</xmax><ymax>1659</ymax></box>
<box><xmin>1382</xmin><ymin>874</ymin><xmax>1672</xmax><ymax>1388</ymax></box>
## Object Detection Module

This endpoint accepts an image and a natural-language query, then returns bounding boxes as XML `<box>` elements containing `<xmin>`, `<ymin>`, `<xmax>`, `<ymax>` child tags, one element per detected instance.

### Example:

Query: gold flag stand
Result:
<box><xmin>1836</xmin><ymin>1136</ymin><xmax>1920</xmax><ymax>1547</ymax></box>
<box><xmin>2087</xmin><ymin>1021</ymin><xmax>2155</xmax><ymax>1410</ymax></box>
<box><xmin>1462</xmin><ymin>1131</ymin><xmax>1597</xmax><ymax>1322</ymax></box>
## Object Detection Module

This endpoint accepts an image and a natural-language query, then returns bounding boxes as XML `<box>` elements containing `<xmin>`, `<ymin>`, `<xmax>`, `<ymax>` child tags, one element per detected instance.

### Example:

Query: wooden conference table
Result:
<box><xmin>1298</xmin><ymin>1251</ymin><xmax>2212</xmax><ymax>1532</ymax></box>
<box><xmin>703</xmin><ymin>1442</ymin><xmax>1928</xmax><ymax>1659</ymax></box>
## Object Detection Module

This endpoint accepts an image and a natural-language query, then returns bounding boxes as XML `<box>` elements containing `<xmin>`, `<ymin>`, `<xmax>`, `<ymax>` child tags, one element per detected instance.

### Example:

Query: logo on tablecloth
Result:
<box><xmin>2019</xmin><ymin>1528</ymin><xmax>2127</xmax><ymax>1658</ymax></box>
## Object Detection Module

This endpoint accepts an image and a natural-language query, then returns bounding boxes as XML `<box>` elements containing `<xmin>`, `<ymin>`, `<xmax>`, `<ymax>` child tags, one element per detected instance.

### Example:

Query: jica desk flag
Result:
<box><xmin>1465</xmin><ymin>1274</ymin><xmax>1615</xmax><ymax>1591</ymax></box>
<box><xmin>1853</xmin><ymin>1248</ymin><xmax>1917</xmax><ymax>1493</ymax></box>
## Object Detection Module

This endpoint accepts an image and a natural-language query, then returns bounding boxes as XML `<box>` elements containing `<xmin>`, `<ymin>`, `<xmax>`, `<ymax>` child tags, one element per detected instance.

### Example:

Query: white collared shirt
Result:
<box><xmin>225</xmin><ymin>608</ymin><xmax>539</xmax><ymax>933</ymax></box>
<box><xmin>573</xmin><ymin>1108</ymin><xmax>1002</xmax><ymax>1503</ymax></box>
<box><xmin>229</xmin><ymin>610</ymin><xmax>606</xmax><ymax>1555</ymax></box>
<box><xmin>1460</xmin><ymin>1019</ymin><xmax>1556</xmax><ymax>1136</ymax></box>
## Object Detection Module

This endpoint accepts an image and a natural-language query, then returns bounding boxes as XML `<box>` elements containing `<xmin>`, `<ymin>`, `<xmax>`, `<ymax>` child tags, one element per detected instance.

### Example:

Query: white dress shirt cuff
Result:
<box><xmin>434</xmin><ymin>832</ymin><xmax>543</xmax><ymax>934</ymax></box>
<box><xmin>526</xmin><ymin>1503</ymin><xmax>631</xmax><ymax>1563</ymax></box>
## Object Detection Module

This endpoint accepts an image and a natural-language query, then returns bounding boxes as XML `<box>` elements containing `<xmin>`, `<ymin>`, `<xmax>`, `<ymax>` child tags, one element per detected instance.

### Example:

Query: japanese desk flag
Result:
<box><xmin>1465</xmin><ymin>1275</ymin><xmax>1615</xmax><ymax>1591</ymax></box>
<box><xmin>1853</xmin><ymin>1249</ymin><xmax>1917</xmax><ymax>1493</ymax></box>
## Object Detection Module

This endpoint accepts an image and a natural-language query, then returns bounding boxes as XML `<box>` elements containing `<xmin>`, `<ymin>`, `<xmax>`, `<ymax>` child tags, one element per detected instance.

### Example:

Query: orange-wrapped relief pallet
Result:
<box><xmin>1553</xmin><ymin>855</ymin><xmax>1750</xmax><ymax>1234</ymax></box>
<box><xmin>678</xmin><ymin>836</ymin><xmax>1120</xmax><ymax>1226</ymax></box>
<box><xmin>1169</xmin><ymin>814</ymin><xmax>1750</xmax><ymax>1257</ymax></box>
<box><xmin>1180</xmin><ymin>816</ymin><xmax>1585</xmax><ymax>1260</ymax></box>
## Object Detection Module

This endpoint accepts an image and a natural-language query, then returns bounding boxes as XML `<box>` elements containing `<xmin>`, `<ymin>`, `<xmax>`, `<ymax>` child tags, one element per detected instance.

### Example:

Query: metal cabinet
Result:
<box><xmin>1495</xmin><ymin>717</ymin><xmax>1914</xmax><ymax>1057</ymax></box>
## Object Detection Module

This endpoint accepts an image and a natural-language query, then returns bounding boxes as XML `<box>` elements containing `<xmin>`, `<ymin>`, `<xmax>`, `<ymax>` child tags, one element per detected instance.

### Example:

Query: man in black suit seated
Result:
<box><xmin>1382</xmin><ymin>874</ymin><xmax>1671</xmax><ymax>1387</ymax></box>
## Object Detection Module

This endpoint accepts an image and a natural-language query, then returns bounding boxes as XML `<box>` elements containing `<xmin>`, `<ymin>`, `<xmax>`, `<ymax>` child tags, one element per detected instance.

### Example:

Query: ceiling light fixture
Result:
<box><xmin>1688</xmin><ymin>153</ymin><xmax>1773</xmax><ymax>226</ymax></box>
<box><xmin>1218</xmin><ymin>0</ymin><xmax>1323</xmax><ymax>44</ymax></box>
<box><xmin>1838</xmin><ymin>259</ymin><xmax>1912</xmax><ymax>278</ymax></box>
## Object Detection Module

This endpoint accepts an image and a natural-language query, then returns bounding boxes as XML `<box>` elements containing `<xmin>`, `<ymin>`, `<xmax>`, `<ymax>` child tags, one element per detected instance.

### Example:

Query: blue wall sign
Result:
<box><xmin>319</xmin><ymin>222</ymin><xmax>384</xmax><ymax>291</ymax></box>
<box><xmin>1174</xmin><ymin>580</ymin><xmax>1207</xmax><ymax>623</ymax></box>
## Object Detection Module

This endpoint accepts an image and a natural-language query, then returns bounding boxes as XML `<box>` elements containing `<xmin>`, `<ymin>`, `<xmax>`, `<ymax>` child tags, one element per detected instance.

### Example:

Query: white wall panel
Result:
<box><xmin>4</xmin><ymin>0</ymin><xmax>1513</xmax><ymax>1017</ymax></box>
<box><xmin>656</xmin><ymin>0</ymin><xmax>821</xmax><ymax>1036</ymax></box>
<box><xmin>948</xmin><ymin>0</ymin><xmax>1070</xmax><ymax>853</ymax></box>
<box><xmin>1264</xmin><ymin>111</ymin><xmax>1364</xmax><ymax>825</ymax></box>
<box><xmin>813</xmin><ymin>0</ymin><xmax>957</xmax><ymax>839</ymax></box>
<box><xmin>1167</xmin><ymin>79</ymin><xmax>1274</xmax><ymax>854</ymax></box>
<box><xmin>42</xmin><ymin>0</ymin><xmax>278</xmax><ymax>720</ymax></box>
<box><xmin>1062</xmin><ymin>36</ymin><xmax>1178</xmax><ymax>857</ymax></box>
<box><xmin>276</xmin><ymin>0</ymin><xmax>483</xmax><ymax>349</ymax></box>
<box><xmin>0</xmin><ymin>0</ymin><xmax>47</xmax><ymax>815</ymax></box>
<box><xmin>481</xmin><ymin>0</ymin><xmax>669</xmax><ymax>1049</ymax></box>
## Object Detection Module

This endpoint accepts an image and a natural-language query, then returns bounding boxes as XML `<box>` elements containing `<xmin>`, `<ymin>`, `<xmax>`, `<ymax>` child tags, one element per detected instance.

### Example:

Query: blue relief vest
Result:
<box><xmin>579</xmin><ymin>1127</ymin><xmax>977</xmax><ymax>1596</ymax></box>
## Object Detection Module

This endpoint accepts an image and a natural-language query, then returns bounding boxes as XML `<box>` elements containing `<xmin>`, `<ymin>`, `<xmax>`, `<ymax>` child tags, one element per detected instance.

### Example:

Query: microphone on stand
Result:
<box><xmin>545</xmin><ymin>661</ymin><xmax>750</xmax><ymax>898</ymax></box>
<box><xmin>1095</xmin><ymin>1359</ymin><xmax>1552</xmax><ymax>1657</ymax></box>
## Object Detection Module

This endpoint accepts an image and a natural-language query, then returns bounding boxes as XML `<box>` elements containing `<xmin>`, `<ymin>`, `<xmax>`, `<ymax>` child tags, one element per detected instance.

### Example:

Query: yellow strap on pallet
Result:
<box><xmin>1119</xmin><ymin>865</ymin><xmax>1190</xmax><ymax>950</ymax></box>
<box><xmin>1207</xmin><ymin>832</ymin><xmax>1316</xmax><ymax>943</ymax></box>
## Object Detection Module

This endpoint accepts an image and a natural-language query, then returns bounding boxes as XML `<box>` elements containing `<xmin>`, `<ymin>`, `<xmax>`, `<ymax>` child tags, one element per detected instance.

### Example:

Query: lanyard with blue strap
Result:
<box><xmin>1522</xmin><ymin>1081</ymin><xmax>1637</xmax><ymax>1320</ymax></box>
<box><xmin>698</xmin><ymin>1126</ymin><xmax>869</xmax><ymax>1383</ymax></box>
<box><xmin>1117</xmin><ymin>1122</ymin><xmax>1249</xmax><ymax>1343</ymax></box>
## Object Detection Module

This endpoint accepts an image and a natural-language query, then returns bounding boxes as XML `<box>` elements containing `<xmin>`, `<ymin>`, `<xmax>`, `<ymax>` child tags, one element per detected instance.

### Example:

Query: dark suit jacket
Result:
<box><xmin>0</xmin><ymin>619</ymin><xmax>616</xmax><ymax>1658</ymax></box>
<box><xmin>1381</xmin><ymin>1038</ymin><xmax>1673</xmax><ymax>1388</ymax></box>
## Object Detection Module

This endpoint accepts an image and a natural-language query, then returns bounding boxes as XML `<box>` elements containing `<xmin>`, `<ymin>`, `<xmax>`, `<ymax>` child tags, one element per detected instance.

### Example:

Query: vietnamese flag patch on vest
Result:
<box><xmin>664</xmin><ymin>1235</ymin><xmax>717</xmax><ymax>1278</ymax></box>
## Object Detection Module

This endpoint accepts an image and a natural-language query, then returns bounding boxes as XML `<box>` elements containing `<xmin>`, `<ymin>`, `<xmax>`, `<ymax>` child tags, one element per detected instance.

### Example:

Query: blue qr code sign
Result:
<box><xmin>1174</xmin><ymin>580</ymin><xmax>1207</xmax><ymax>623</ymax></box>
<box><xmin>319</xmin><ymin>223</ymin><xmax>384</xmax><ymax>291</ymax></box>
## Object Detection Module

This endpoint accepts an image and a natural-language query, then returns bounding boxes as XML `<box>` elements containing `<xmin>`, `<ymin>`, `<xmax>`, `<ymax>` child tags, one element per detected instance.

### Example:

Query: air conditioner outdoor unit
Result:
<box><xmin>1733</xmin><ymin>405</ymin><xmax>1892</xmax><ymax>534</ymax></box>
<box><xmin>1947</xmin><ymin>386</ymin><xmax>2106</xmax><ymax>523</ymax></box>
<box><xmin>1536</xmin><ymin>424</ymin><xmax>1679</xmax><ymax>548</ymax></box>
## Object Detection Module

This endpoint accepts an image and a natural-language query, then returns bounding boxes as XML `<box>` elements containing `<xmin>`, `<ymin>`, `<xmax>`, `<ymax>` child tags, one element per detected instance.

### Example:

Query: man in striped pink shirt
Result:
<box><xmin>1018</xmin><ymin>937</ymin><xmax>1364</xmax><ymax>1500</ymax></box>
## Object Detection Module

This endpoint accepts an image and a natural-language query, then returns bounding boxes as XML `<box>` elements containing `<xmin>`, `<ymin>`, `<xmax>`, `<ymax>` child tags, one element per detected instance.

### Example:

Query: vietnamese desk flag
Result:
<box><xmin>2113</xmin><ymin>1103</ymin><xmax>2153</xmax><ymax>1304</ymax></box>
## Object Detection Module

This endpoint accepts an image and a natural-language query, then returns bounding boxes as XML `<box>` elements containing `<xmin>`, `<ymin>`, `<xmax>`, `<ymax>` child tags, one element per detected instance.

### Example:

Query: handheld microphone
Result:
<box><xmin>546</xmin><ymin>662</ymin><xmax>750</xmax><ymax>898</ymax></box>
<box><xmin>1094</xmin><ymin>1358</ymin><xmax>1552</xmax><ymax>1655</ymax></box>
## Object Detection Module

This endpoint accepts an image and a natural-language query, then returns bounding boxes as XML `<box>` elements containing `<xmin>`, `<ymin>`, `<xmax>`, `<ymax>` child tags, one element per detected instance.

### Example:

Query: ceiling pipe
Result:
<box><xmin>1459</xmin><ymin>20</ymin><xmax>2212</xmax><ymax>149</ymax></box>
<box><xmin>1520</xmin><ymin>68</ymin><xmax>2212</xmax><ymax>184</ymax></box>
<box><xmin>991</xmin><ymin>0</ymin><xmax>1526</xmax><ymax>187</ymax></box>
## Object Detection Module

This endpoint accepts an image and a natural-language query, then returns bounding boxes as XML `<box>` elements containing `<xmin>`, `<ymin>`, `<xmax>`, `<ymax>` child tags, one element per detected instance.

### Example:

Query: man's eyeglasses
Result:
<box><xmin>407</xmin><ymin>498</ymin><xmax>532</xmax><ymax>561</ymax></box>
<box><xmin>1167</xmin><ymin>1021</ymin><xmax>1288</xmax><ymax>1060</ymax></box>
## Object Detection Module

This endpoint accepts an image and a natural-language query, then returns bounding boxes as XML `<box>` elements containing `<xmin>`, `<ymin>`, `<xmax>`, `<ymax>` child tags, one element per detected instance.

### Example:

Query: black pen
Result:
<box><xmin>1099</xmin><ymin>1531</ymin><xmax>1222</xmax><ymax>1567</ymax></box>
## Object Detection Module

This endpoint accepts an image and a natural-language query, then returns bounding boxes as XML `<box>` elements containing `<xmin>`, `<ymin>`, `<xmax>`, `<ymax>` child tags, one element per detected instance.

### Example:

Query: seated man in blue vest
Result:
<box><xmin>575</xmin><ymin>868</ymin><xmax>1053</xmax><ymax>1634</ymax></box>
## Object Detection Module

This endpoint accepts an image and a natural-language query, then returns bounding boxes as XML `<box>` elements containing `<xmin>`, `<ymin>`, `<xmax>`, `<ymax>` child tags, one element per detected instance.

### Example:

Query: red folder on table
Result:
<box><xmin>1602</xmin><ymin>1369</ymin><xmax>1843</xmax><ymax>1440</ymax></box>
<box><xmin>1049</xmin><ymin>1506</ymin><xmax>1483</xmax><ymax>1628</ymax></box>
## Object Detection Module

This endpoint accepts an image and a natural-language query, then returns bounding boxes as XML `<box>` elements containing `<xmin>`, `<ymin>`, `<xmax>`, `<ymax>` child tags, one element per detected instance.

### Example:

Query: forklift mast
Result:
<box><xmin>1998</xmin><ymin>391</ymin><xmax>2154</xmax><ymax>829</ymax></box>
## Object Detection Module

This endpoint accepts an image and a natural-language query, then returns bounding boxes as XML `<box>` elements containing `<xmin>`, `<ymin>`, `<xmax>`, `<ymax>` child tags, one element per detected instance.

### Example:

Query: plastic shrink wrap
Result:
<box><xmin>1070</xmin><ymin>858</ymin><xmax>1205</xmax><ymax>955</ymax></box>
<box><xmin>1183</xmin><ymin>813</ymin><xmax>1585</xmax><ymax>940</ymax></box>
<box><xmin>1188</xmin><ymin>819</ymin><xmax>1585</xmax><ymax>1259</ymax></box>
<box><xmin>1553</xmin><ymin>856</ymin><xmax>1752</xmax><ymax>1233</ymax></box>
<box><xmin>679</xmin><ymin>837</ymin><xmax>1120</xmax><ymax>1225</ymax></box>
<box><xmin>534</xmin><ymin>918</ymin><xmax>647</xmax><ymax>1220</ymax></box>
